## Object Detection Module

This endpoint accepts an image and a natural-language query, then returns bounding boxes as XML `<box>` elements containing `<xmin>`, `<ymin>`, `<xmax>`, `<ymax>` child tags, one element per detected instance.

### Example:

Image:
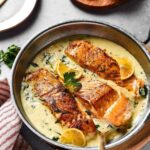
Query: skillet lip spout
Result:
<box><xmin>10</xmin><ymin>20</ymin><xmax>150</xmax><ymax>150</ymax></box>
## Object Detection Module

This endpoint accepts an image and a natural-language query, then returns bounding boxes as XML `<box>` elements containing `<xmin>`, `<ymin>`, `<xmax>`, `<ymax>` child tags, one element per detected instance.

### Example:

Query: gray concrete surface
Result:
<box><xmin>0</xmin><ymin>0</ymin><xmax>150</xmax><ymax>149</ymax></box>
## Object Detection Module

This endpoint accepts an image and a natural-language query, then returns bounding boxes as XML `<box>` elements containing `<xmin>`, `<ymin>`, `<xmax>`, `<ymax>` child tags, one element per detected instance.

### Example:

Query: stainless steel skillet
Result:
<box><xmin>10</xmin><ymin>21</ymin><xmax>150</xmax><ymax>150</ymax></box>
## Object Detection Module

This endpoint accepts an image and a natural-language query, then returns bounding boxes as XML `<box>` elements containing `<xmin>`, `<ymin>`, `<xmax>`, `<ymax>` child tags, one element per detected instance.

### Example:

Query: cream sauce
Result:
<box><xmin>21</xmin><ymin>36</ymin><xmax>148</xmax><ymax>147</ymax></box>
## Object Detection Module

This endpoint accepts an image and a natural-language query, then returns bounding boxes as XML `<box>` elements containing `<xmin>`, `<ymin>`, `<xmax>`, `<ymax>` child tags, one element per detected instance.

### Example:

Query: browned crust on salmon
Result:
<box><xmin>75</xmin><ymin>78</ymin><xmax>119</xmax><ymax>118</ymax></box>
<box><xmin>26</xmin><ymin>69</ymin><xmax>96</xmax><ymax>134</ymax></box>
<box><xmin>26</xmin><ymin>68</ymin><xmax>132</xmax><ymax>128</ymax></box>
<box><xmin>75</xmin><ymin>78</ymin><xmax>132</xmax><ymax>126</ymax></box>
<box><xmin>65</xmin><ymin>40</ymin><xmax>122</xmax><ymax>85</ymax></box>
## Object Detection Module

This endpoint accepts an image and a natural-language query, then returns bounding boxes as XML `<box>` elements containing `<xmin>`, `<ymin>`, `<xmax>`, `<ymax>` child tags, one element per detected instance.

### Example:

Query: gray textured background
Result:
<box><xmin>0</xmin><ymin>0</ymin><xmax>150</xmax><ymax>149</ymax></box>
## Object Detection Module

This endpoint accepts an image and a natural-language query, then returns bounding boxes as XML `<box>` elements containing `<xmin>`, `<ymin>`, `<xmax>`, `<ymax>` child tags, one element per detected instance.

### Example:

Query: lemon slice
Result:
<box><xmin>115</xmin><ymin>57</ymin><xmax>134</xmax><ymax>80</ymax></box>
<box><xmin>56</xmin><ymin>61</ymin><xmax>82</xmax><ymax>79</ymax></box>
<box><xmin>59</xmin><ymin>128</ymin><xmax>86</xmax><ymax>147</ymax></box>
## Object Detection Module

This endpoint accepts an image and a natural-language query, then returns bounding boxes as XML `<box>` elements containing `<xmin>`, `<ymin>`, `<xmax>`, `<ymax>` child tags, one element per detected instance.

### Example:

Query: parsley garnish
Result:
<box><xmin>95</xmin><ymin>124</ymin><xmax>100</xmax><ymax>129</ymax></box>
<box><xmin>64</xmin><ymin>72</ymin><xmax>82</xmax><ymax>92</ymax></box>
<box><xmin>0</xmin><ymin>45</ymin><xmax>20</xmax><ymax>68</ymax></box>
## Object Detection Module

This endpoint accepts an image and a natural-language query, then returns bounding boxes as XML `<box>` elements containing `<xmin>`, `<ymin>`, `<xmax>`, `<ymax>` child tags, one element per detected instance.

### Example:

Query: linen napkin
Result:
<box><xmin>0</xmin><ymin>79</ymin><xmax>31</xmax><ymax>150</ymax></box>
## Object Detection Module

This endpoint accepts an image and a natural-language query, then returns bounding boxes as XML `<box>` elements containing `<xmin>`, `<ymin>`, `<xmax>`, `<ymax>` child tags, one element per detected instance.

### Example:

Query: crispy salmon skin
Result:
<box><xmin>65</xmin><ymin>40</ymin><xmax>122</xmax><ymax>84</ymax></box>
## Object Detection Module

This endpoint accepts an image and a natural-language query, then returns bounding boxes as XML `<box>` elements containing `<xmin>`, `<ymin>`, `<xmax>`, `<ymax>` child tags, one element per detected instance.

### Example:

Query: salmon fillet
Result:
<box><xmin>26</xmin><ymin>69</ymin><xmax>132</xmax><ymax>128</ymax></box>
<box><xmin>65</xmin><ymin>40</ymin><xmax>122</xmax><ymax>84</ymax></box>
<box><xmin>104</xmin><ymin>95</ymin><xmax>132</xmax><ymax>127</ymax></box>
<box><xmin>26</xmin><ymin>69</ymin><xmax>96</xmax><ymax>134</ymax></box>
<box><xmin>75</xmin><ymin>78</ymin><xmax>132</xmax><ymax>126</ymax></box>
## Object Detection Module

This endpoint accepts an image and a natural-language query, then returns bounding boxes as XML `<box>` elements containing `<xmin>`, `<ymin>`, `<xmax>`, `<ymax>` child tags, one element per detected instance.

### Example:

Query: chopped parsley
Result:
<box><xmin>56</xmin><ymin>132</ymin><xmax>61</xmax><ymax>135</ymax></box>
<box><xmin>85</xmin><ymin>110</ymin><xmax>92</xmax><ymax>116</ymax></box>
<box><xmin>0</xmin><ymin>45</ymin><xmax>20</xmax><ymax>68</ymax></box>
<box><xmin>139</xmin><ymin>85</ymin><xmax>148</xmax><ymax>98</ymax></box>
<box><xmin>95</xmin><ymin>124</ymin><xmax>100</xmax><ymax>129</ymax></box>
<box><xmin>64</xmin><ymin>72</ymin><xmax>82</xmax><ymax>92</ymax></box>
<box><xmin>55</xmin><ymin>119</ymin><xmax>60</xmax><ymax>124</ymax></box>
<box><xmin>83</xmin><ymin>69</ymin><xmax>87</xmax><ymax>73</ymax></box>
<box><xmin>22</xmin><ymin>83</ymin><xmax>29</xmax><ymax>91</ymax></box>
<box><xmin>60</xmin><ymin>55</ymin><xmax>66</xmax><ymax>62</ymax></box>
<box><xmin>31</xmin><ymin>62</ymin><xmax>38</xmax><ymax>67</ymax></box>
<box><xmin>31</xmin><ymin>105</ymin><xmax>36</xmax><ymax>109</ymax></box>
<box><xmin>52</xmin><ymin>137</ymin><xmax>59</xmax><ymax>141</ymax></box>
<box><xmin>107</xmin><ymin>124</ymin><xmax>113</xmax><ymax>129</ymax></box>
<box><xmin>134</xmin><ymin>101</ymin><xmax>138</xmax><ymax>108</ymax></box>
<box><xmin>43</xmin><ymin>52</ymin><xmax>53</xmax><ymax>65</ymax></box>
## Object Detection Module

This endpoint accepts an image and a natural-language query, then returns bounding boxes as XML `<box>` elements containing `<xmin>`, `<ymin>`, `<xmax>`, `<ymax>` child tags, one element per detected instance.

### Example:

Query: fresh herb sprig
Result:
<box><xmin>64</xmin><ymin>72</ymin><xmax>82</xmax><ymax>92</ymax></box>
<box><xmin>0</xmin><ymin>45</ymin><xmax>20</xmax><ymax>68</ymax></box>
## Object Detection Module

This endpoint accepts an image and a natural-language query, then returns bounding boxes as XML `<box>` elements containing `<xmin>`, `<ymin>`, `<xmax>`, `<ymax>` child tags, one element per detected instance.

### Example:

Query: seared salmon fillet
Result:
<box><xmin>104</xmin><ymin>95</ymin><xmax>132</xmax><ymax>127</ymax></box>
<box><xmin>75</xmin><ymin>78</ymin><xmax>132</xmax><ymax>126</ymax></box>
<box><xmin>76</xmin><ymin>78</ymin><xmax>112</xmax><ymax>104</ymax></box>
<box><xmin>26</xmin><ymin>69</ymin><xmax>96</xmax><ymax>134</ymax></box>
<box><xmin>65</xmin><ymin>40</ymin><xmax>122</xmax><ymax>84</ymax></box>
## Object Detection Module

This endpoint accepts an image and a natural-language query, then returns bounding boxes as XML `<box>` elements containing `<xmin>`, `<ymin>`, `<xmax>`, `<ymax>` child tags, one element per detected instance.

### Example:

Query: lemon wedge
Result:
<box><xmin>115</xmin><ymin>57</ymin><xmax>134</xmax><ymax>80</ymax></box>
<box><xmin>56</xmin><ymin>61</ymin><xmax>82</xmax><ymax>80</ymax></box>
<box><xmin>59</xmin><ymin>128</ymin><xmax>86</xmax><ymax>147</ymax></box>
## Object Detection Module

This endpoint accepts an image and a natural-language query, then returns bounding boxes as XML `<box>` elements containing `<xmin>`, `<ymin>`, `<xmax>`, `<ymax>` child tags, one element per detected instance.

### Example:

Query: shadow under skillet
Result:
<box><xmin>0</xmin><ymin>0</ymin><xmax>41</xmax><ymax>40</ymax></box>
<box><xmin>71</xmin><ymin>0</ymin><xmax>147</xmax><ymax>15</ymax></box>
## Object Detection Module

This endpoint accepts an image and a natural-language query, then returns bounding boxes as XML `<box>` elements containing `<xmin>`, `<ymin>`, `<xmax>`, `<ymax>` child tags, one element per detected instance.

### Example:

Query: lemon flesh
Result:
<box><xmin>56</xmin><ymin>61</ymin><xmax>82</xmax><ymax>80</ymax></box>
<box><xmin>59</xmin><ymin>128</ymin><xmax>86</xmax><ymax>147</ymax></box>
<box><xmin>115</xmin><ymin>57</ymin><xmax>134</xmax><ymax>80</ymax></box>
